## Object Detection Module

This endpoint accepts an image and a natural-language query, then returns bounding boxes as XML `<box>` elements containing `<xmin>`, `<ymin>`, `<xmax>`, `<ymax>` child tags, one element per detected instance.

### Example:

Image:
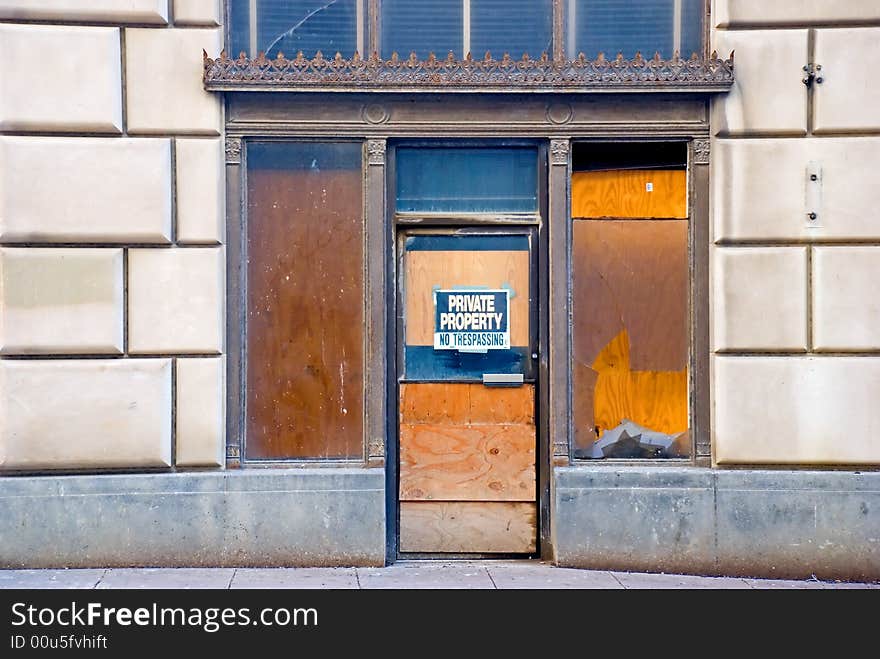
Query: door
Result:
<box><xmin>398</xmin><ymin>229</ymin><xmax>537</xmax><ymax>554</ymax></box>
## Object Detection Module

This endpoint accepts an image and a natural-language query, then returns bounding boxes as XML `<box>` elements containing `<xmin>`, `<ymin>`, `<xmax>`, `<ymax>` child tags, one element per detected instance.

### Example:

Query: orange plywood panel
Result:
<box><xmin>571</xmin><ymin>169</ymin><xmax>687</xmax><ymax>219</ymax></box>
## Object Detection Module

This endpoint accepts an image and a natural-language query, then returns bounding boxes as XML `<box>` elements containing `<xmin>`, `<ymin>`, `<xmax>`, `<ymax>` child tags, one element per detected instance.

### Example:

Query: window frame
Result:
<box><xmin>567</xmin><ymin>138</ymin><xmax>694</xmax><ymax>462</ymax></box>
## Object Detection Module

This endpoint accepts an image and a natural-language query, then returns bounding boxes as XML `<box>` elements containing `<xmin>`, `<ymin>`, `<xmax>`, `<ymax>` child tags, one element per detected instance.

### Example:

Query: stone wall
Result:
<box><xmin>710</xmin><ymin>1</ymin><xmax>880</xmax><ymax>465</ymax></box>
<box><xmin>0</xmin><ymin>1</ymin><xmax>226</xmax><ymax>470</ymax></box>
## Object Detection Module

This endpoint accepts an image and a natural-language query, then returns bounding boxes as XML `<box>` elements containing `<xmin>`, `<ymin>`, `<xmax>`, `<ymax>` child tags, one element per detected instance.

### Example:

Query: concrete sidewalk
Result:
<box><xmin>1</xmin><ymin>561</ymin><xmax>877</xmax><ymax>589</ymax></box>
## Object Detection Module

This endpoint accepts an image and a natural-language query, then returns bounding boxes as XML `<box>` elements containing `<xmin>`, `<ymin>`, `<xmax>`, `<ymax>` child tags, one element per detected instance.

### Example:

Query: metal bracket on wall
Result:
<box><xmin>805</xmin><ymin>161</ymin><xmax>823</xmax><ymax>229</ymax></box>
<box><xmin>802</xmin><ymin>63</ymin><xmax>823</xmax><ymax>87</ymax></box>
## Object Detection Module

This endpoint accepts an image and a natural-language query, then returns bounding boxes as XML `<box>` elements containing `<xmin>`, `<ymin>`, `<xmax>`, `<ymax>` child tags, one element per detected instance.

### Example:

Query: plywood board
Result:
<box><xmin>246</xmin><ymin>167</ymin><xmax>363</xmax><ymax>459</ymax></box>
<box><xmin>400</xmin><ymin>423</ymin><xmax>535</xmax><ymax>501</ymax></box>
<box><xmin>404</xmin><ymin>249</ymin><xmax>530</xmax><ymax>347</ymax></box>
<box><xmin>399</xmin><ymin>502</ymin><xmax>537</xmax><ymax>553</ymax></box>
<box><xmin>400</xmin><ymin>383</ymin><xmax>534</xmax><ymax>425</ymax></box>
<box><xmin>571</xmin><ymin>169</ymin><xmax>687</xmax><ymax>219</ymax></box>
<box><xmin>571</xmin><ymin>219</ymin><xmax>689</xmax><ymax>454</ymax></box>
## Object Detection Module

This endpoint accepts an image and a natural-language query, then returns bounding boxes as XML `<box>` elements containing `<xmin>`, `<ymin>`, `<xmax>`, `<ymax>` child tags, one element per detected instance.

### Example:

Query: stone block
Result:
<box><xmin>0</xmin><ymin>359</ymin><xmax>171</xmax><ymax>470</ymax></box>
<box><xmin>128</xmin><ymin>247</ymin><xmax>223</xmax><ymax>354</ymax></box>
<box><xmin>0</xmin><ymin>248</ymin><xmax>123</xmax><ymax>354</ymax></box>
<box><xmin>553</xmin><ymin>466</ymin><xmax>716</xmax><ymax>574</ymax></box>
<box><xmin>714</xmin><ymin>1</ymin><xmax>880</xmax><ymax>27</ymax></box>
<box><xmin>175</xmin><ymin>357</ymin><xmax>224</xmax><ymax>467</ymax></box>
<box><xmin>125</xmin><ymin>28</ymin><xmax>222</xmax><ymax>135</ymax></box>
<box><xmin>0</xmin><ymin>24</ymin><xmax>121</xmax><ymax>133</ymax></box>
<box><xmin>0</xmin><ymin>469</ymin><xmax>385</xmax><ymax>567</ymax></box>
<box><xmin>0</xmin><ymin>136</ymin><xmax>171</xmax><ymax>243</ymax></box>
<box><xmin>173</xmin><ymin>0</ymin><xmax>221</xmax><ymax>26</ymax></box>
<box><xmin>711</xmin><ymin>29</ymin><xmax>807</xmax><ymax>135</ymax></box>
<box><xmin>714</xmin><ymin>356</ymin><xmax>880</xmax><ymax>464</ymax></box>
<box><xmin>813</xmin><ymin>247</ymin><xmax>880</xmax><ymax>351</ymax></box>
<box><xmin>713</xmin><ymin>137</ymin><xmax>880</xmax><ymax>241</ymax></box>
<box><xmin>0</xmin><ymin>0</ymin><xmax>167</xmax><ymax>23</ymax></box>
<box><xmin>814</xmin><ymin>28</ymin><xmax>880</xmax><ymax>133</ymax></box>
<box><xmin>712</xmin><ymin>247</ymin><xmax>807</xmax><ymax>351</ymax></box>
<box><xmin>175</xmin><ymin>138</ymin><xmax>224</xmax><ymax>244</ymax></box>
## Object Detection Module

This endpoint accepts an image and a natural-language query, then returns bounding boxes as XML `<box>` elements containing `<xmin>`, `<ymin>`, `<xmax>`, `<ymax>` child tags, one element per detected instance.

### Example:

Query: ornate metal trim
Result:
<box><xmin>225</xmin><ymin>136</ymin><xmax>242</xmax><ymax>164</ymax></box>
<box><xmin>204</xmin><ymin>50</ymin><xmax>734</xmax><ymax>93</ymax></box>
<box><xmin>693</xmin><ymin>137</ymin><xmax>710</xmax><ymax>165</ymax></box>
<box><xmin>550</xmin><ymin>139</ymin><xmax>570</xmax><ymax>166</ymax></box>
<box><xmin>367</xmin><ymin>139</ymin><xmax>386</xmax><ymax>165</ymax></box>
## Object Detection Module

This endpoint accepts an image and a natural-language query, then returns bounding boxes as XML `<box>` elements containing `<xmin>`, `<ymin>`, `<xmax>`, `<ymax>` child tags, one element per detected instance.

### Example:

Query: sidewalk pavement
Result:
<box><xmin>1</xmin><ymin>561</ymin><xmax>877</xmax><ymax>589</ymax></box>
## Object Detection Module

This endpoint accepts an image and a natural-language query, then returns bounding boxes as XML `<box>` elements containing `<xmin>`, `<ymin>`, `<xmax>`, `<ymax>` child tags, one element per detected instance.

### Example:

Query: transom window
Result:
<box><xmin>228</xmin><ymin>1</ymin><xmax>705</xmax><ymax>60</ymax></box>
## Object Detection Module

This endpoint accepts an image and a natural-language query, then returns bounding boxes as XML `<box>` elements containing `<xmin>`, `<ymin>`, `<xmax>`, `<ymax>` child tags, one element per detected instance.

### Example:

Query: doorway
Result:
<box><xmin>396</xmin><ymin>228</ymin><xmax>538</xmax><ymax>555</ymax></box>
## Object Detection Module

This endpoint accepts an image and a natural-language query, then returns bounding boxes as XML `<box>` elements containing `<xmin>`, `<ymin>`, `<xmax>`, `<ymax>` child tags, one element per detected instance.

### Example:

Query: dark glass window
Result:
<box><xmin>380</xmin><ymin>0</ymin><xmax>553</xmax><ymax>59</ymax></box>
<box><xmin>246</xmin><ymin>142</ymin><xmax>364</xmax><ymax>460</ymax></box>
<box><xmin>396</xmin><ymin>147</ymin><xmax>538</xmax><ymax>213</ymax></box>
<box><xmin>568</xmin><ymin>0</ymin><xmax>704</xmax><ymax>59</ymax></box>
<box><xmin>230</xmin><ymin>0</ymin><xmax>359</xmax><ymax>59</ymax></box>
<box><xmin>380</xmin><ymin>0</ymin><xmax>462</xmax><ymax>59</ymax></box>
<box><xmin>470</xmin><ymin>1</ymin><xmax>553</xmax><ymax>57</ymax></box>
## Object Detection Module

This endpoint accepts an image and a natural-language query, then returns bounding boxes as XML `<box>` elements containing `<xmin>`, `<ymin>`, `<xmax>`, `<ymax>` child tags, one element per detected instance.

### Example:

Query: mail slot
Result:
<box><xmin>482</xmin><ymin>373</ymin><xmax>524</xmax><ymax>387</ymax></box>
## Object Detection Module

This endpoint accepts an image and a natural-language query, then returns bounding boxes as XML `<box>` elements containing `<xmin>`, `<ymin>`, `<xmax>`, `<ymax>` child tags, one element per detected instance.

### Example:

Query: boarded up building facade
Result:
<box><xmin>0</xmin><ymin>1</ymin><xmax>878</xmax><ymax>579</ymax></box>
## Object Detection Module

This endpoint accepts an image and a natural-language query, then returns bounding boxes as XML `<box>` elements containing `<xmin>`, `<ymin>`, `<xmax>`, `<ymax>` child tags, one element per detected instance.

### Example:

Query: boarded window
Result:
<box><xmin>570</xmin><ymin>142</ymin><xmax>689</xmax><ymax>459</ymax></box>
<box><xmin>245</xmin><ymin>142</ymin><xmax>364</xmax><ymax>460</ymax></box>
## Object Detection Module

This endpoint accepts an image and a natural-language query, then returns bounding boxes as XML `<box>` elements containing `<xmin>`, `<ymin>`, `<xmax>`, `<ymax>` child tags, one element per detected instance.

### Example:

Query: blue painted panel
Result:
<box><xmin>396</xmin><ymin>147</ymin><xmax>538</xmax><ymax>213</ymax></box>
<box><xmin>404</xmin><ymin>346</ymin><xmax>533</xmax><ymax>381</ymax></box>
<box><xmin>404</xmin><ymin>234</ymin><xmax>530</xmax><ymax>252</ymax></box>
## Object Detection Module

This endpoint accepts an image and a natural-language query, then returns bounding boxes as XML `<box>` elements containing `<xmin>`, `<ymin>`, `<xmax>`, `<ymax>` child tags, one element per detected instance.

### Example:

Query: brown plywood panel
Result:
<box><xmin>400</xmin><ymin>383</ymin><xmax>534</xmax><ymax>425</ymax></box>
<box><xmin>468</xmin><ymin>383</ymin><xmax>534</xmax><ymax>424</ymax></box>
<box><xmin>400</xmin><ymin>423</ymin><xmax>535</xmax><ymax>501</ymax></box>
<box><xmin>404</xmin><ymin>250</ymin><xmax>530</xmax><ymax>346</ymax></box>
<box><xmin>246</xmin><ymin>165</ymin><xmax>363</xmax><ymax>459</ymax></box>
<box><xmin>399</xmin><ymin>502</ymin><xmax>537</xmax><ymax>553</ymax></box>
<box><xmin>572</xmin><ymin>220</ymin><xmax>687</xmax><ymax>372</ymax></box>
<box><xmin>571</xmin><ymin>169</ymin><xmax>687</xmax><ymax>219</ymax></box>
<box><xmin>571</xmin><ymin>220</ymin><xmax>689</xmax><ymax>453</ymax></box>
<box><xmin>399</xmin><ymin>382</ymin><xmax>470</xmax><ymax>425</ymax></box>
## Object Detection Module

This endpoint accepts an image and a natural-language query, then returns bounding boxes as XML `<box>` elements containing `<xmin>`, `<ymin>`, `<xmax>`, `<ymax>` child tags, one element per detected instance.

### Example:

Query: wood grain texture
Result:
<box><xmin>400</xmin><ymin>423</ymin><xmax>535</xmax><ymax>501</ymax></box>
<box><xmin>400</xmin><ymin>383</ymin><xmax>534</xmax><ymax>425</ymax></box>
<box><xmin>404</xmin><ymin>249</ymin><xmax>530</xmax><ymax>346</ymax></box>
<box><xmin>571</xmin><ymin>169</ymin><xmax>687</xmax><ymax>219</ymax></box>
<box><xmin>399</xmin><ymin>382</ymin><xmax>471</xmax><ymax>424</ymax></box>
<box><xmin>571</xmin><ymin>220</ymin><xmax>689</xmax><ymax>452</ymax></box>
<box><xmin>246</xmin><ymin>164</ymin><xmax>363</xmax><ymax>459</ymax></box>
<box><xmin>399</xmin><ymin>502</ymin><xmax>537</xmax><ymax>553</ymax></box>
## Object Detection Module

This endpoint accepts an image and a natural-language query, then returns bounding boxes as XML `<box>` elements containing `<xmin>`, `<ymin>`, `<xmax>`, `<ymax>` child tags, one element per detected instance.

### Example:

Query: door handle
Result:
<box><xmin>482</xmin><ymin>373</ymin><xmax>524</xmax><ymax>387</ymax></box>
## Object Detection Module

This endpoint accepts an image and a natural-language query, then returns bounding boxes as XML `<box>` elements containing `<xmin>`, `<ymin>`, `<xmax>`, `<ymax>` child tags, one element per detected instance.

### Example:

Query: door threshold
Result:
<box><xmin>396</xmin><ymin>553</ymin><xmax>539</xmax><ymax>561</ymax></box>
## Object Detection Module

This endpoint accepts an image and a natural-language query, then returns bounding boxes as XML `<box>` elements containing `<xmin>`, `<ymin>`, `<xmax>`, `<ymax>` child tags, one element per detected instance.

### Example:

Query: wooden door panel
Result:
<box><xmin>399</xmin><ymin>502</ymin><xmax>537</xmax><ymax>553</ymax></box>
<box><xmin>399</xmin><ymin>231</ymin><xmax>536</xmax><ymax>554</ymax></box>
<box><xmin>400</xmin><ymin>422</ymin><xmax>536</xmax><ymax>501</ymax></box>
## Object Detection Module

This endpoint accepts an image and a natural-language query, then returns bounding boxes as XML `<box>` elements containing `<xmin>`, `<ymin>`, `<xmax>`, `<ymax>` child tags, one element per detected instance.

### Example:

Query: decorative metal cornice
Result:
<box><xmin>204</xmin><ymin>50</ymin><xmax>734</xmax><ymax>93</ymax></box>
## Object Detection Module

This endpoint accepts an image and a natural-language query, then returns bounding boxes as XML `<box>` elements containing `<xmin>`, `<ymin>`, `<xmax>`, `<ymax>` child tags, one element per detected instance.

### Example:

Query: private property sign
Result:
<box><xmin>434</xmin><ymin>289</ymin><xmax>510</xmax><ymax>351</ymax></box>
